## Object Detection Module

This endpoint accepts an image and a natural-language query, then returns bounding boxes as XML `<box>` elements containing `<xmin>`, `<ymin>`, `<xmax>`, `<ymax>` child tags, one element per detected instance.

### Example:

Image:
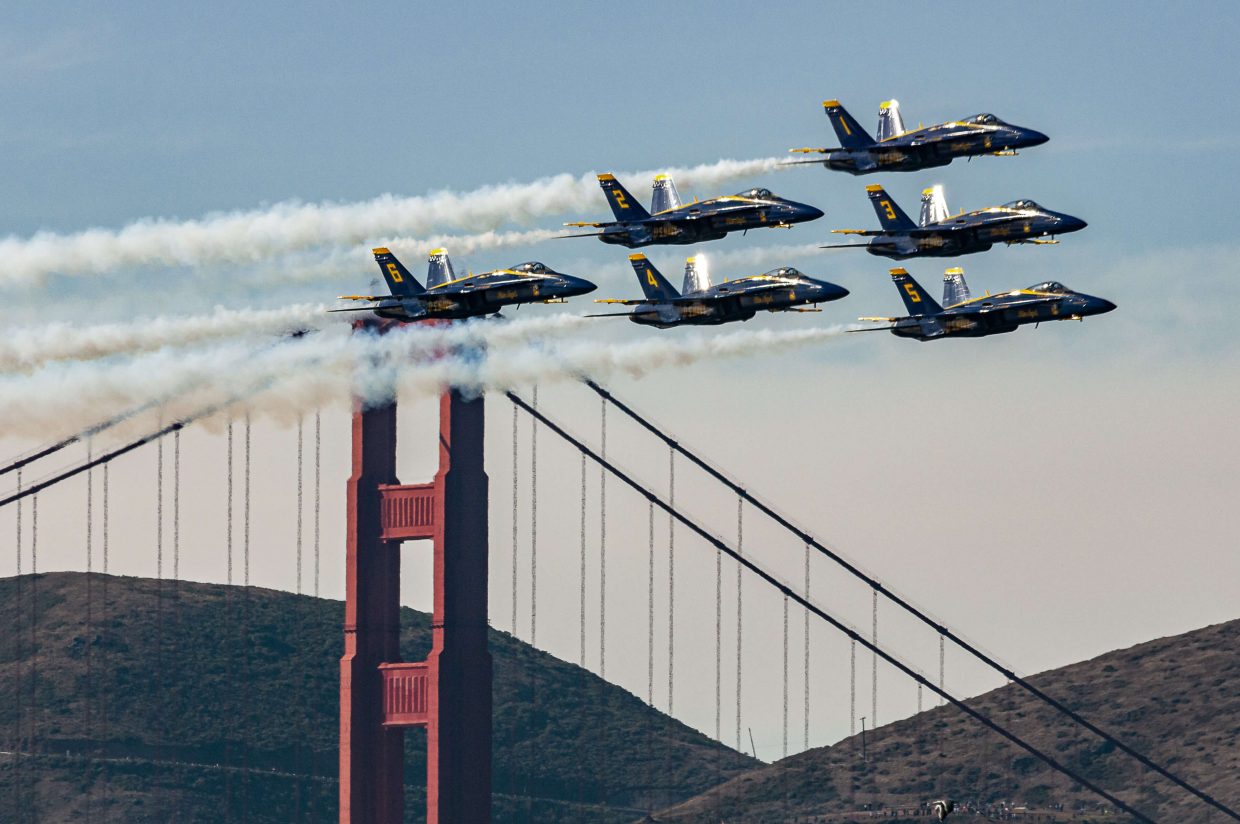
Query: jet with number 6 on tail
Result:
<box><xmin>824</xmin><ymin>184</ymin><xmax>1086</xmax><ymax>260</ymax></box>
<box><xmin>560</xmin><ymin>173</ymin><xmax>823</xmax><ymax>247</ymax></box>
<box><xmin>587</xmin><ymin>253</ymin><xmax>848</xmax><ymax>328</ymax></box>
<box><xmin>330</xmin><ymin>247</ymin><xmax>597</xmax><ymax>321</ymax></box>
<box><xmin>853</xmin><ymin>267</ymin><xmax>1115</xmax><ymax>341</ymax></box>
<box><xmin>787</xmin><ymin>99</ymin><xmax>1049</xmax><ymax>174</ymax></box>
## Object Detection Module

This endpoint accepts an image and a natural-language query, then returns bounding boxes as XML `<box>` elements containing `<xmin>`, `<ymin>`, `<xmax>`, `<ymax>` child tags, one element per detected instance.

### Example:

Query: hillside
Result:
<box><xmin>652</xmin><ymin>617</ymin><xmax>1240</xmax><ymax>822</ymax></box>
<box><xmin>0</xmin><ymin>572</ymin><xmax>755</xmax><ymax>823</ymax></box>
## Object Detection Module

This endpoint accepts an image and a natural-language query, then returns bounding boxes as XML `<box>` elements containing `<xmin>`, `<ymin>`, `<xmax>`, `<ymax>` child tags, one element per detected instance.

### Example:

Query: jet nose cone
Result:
<box><xmin>1091</xmin><ymin>297</ymin><xmax>1117</xmax><ymax>315</ymax></box>
<box><xmin>564</xmin><ymin>275</ymin><xmax>597</xmax><ymax>296</ymax></box>
<box><xmin>1058</xmin><ymin>214</ymin><xmax>1088</xmax><ymax>233</ymax></box>
<box><xmin>794</xmin><ymin>203</ymin><xmax>825</xmax><ymax>222</ymax></box>
<box><xmin>1021</xmin><ymin>128</ymin><xmax>1049</xmax><ymax>147</ymax></box>
<box><xmin>820</xmin><ymin>283</ymin><xmax>849</xmax><ymax>301</ymax></box>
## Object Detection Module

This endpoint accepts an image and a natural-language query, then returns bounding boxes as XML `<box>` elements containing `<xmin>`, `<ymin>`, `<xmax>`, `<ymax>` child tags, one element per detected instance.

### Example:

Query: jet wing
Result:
<box><xmin>583</xmin><ymin>311</ymin><xmax>638</xmax><ymax>318</ymax></box>
<box><xmin>594</xmin><ymin>298</ymin><xmax>651</xmax><ymax>306</ymax></box>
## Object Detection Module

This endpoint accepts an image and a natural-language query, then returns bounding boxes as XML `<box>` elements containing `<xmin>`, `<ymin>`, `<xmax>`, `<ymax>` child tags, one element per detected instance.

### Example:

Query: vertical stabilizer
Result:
<box><xmin>373</xmin><ymin>247</ymin><xmax>426</xmax><ymax>296</ymax></box>
<box><xmin>651</xmin><ymin>174</ymin><xmax>683</xmax><ymax>214</ymax></box>
<box><xmin>866</xmin><ymin>185</ymin><xmax>917</xmax><ymax>231</ymax></box>
<box><xmin>682</xmin><ymin>254</ymin><xmax>712</xmax><ymax>294</ymax></box>
<box><xmin>598</xmin><ymin>174</ymin><xmax>651</xmax><ymax>221</ymax></box>
<box><xmin>876</xmin><ymin>99</ymin><xmax>905</xmax><ymax>141</ymax></box>
<box><xmin>822</xmin><ymin>100</ymin><xmax>876</xmax><ymax>149</ymax></box>
<box><xmin>890</xmin><ymin>268</ymin><xmax>942</xmax><ymax>316</ymax></box>
<box><xmin>426</xmin><ymin>248</ymin><xmax>456</xmax><ymax>288</ymax></box>
<box><xmin>919</xmin><ymin>185</ymin><xmax>949</xmax><ymax>227</ymax></box>
<box><xmin>628</xmin><ymin>254</ymin><xmax>680</xmax><ymax>301</ymax></box>
<box><xmin>941</xmin><ymin>267</ymin><xmax>972</xmax><ymax>307</ymax></box>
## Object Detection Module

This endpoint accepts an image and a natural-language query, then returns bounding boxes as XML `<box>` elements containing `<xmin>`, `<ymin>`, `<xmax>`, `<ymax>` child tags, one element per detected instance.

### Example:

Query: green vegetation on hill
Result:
<box><xmin>0</xmin><ymin>572</ymin><xmax>755</xmax><ymax>823</ymax></box>
<box><xmin>653</xmin><ymin>617</ymin><xmax>1240</xmax><ymax>822</ymax></box>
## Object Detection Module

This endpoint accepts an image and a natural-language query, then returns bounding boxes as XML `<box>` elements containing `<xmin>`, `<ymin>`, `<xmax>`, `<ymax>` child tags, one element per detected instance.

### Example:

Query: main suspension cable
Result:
<box><xmin>509</xmin><ymin>390</ymin><xmax>1161</xmax><ymax>824</ymax></box>
<box><xmin>530</xmin><ymin>387</ymin><xmax>538</xmax><ymax>646</ymax></box>
<box><xmin>581</xmin><ymin>380</ymin><xmax>1230</xmax><ymax>821</ymax></box>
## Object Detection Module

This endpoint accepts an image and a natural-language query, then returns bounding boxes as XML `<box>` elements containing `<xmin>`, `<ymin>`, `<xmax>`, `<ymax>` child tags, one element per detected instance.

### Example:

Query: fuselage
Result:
<box><xmin>867</xmin><ymin>201</ymin><xmax>1087</xmax><ymax>260</ymax></box>
<box><xmin>630</xmin><ymin>271</ymin><xmax>847</xmax><ymax>328</ymax></box>
<box><xmin>826</xmin><ymin>115</ymin><xmax>1048</xmax><ymax>175</ymax></box>
<box><xmin>890</xmin><ymin>288</ymin><xmax>1115</xmax><ymax>341</ymax></box>
<box><xmin>374</xmin><ymin>266</ymin><xmax>595</xmax><ymax>321</ymax></box>
<box><xmin>598</xmin><ymin>189</ymin><xmax>823</xmax><ymax>248</ymax></box>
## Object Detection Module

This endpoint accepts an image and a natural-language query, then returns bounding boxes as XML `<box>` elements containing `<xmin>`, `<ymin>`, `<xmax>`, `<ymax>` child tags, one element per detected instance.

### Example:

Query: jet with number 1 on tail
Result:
<box><xmin>824</xmin><ymin>184</ymin><xmax>1087</xmax><ymax>260</ymax></box>
<box><xmin>560</xmin><ymin>173</ymin><xmax>823</xmax><ymax>248</ymax></box>
<box><xmin>330</xmin><ymin>247</ymin><xmax>596</xmax><ymax>322</ymax></box>
<box><xmin>787</xmin><ymin>99</ymin><xmax>1049</xmax><ymax>174</ymax></box>
<box><xmin>587</xmin><ymin>253</ymin><xmax>848</xmax><ymax>328</ymax></box>
<box><xmin>853</xmin><ymin>267</ymin><xmax>1115</xmax><ymax>341</ymax></box>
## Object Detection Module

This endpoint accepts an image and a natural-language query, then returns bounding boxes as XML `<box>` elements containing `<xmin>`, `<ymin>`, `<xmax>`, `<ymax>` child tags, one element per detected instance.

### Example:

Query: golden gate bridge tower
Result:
<box><xmin>339</xmin><ymin>385</ymin><xmax>491</xmax><ymax>824</ymax></box>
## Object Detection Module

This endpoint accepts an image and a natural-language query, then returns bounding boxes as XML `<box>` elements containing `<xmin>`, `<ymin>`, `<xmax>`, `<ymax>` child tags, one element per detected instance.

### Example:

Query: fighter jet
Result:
<box><xmin>331</xmin><ymin>247</ymin><xmax>596</xmax><ymax>321</ymax></box>
<box><xmin>561</xmin><ymin>173</ymin><xmax>823</xmax><ymax>247</ymax></box>
<box><xmin>825</xmin><ymin>184</ymin><xmax>1087</xmax><ymax>260</ymax></box>
<box><xmin>788</xmin><ymin>99</ymin><xmax>1049</xmax><ymax>174</ymax></box>
<box><xmin>588</xmin><ymin>253</ymin><xmax>848</xmax><ymax>328</ymax></box>
<box><xmin>855</xmin><ymin>267</ymin><xmax>1115</xmax><ymax>341</ymax></box>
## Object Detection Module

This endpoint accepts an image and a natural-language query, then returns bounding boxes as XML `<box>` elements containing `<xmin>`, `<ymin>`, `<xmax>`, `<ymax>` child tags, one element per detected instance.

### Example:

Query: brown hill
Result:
<box><xmin>652</xmin><ymin>618</ymin><xmax>1240</xmax><ymax>823</ymax></box>
<box><xmin>0</xmin><ymin>572</ymin><xmax>755</xmax><ymax>823</ymax></box>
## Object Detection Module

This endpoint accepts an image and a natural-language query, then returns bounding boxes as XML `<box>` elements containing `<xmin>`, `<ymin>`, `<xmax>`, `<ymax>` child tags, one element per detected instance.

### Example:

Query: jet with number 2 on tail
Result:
<box><xmin>330</xmin><ymin>247</ymin><xmax>596</xmax><ymax>321</ymax></box>
<box><xmin>853</xmin><ymin>267</ymin><xmax>1115</xmax><ymax>341</ymax></box>
<box><xmin>587</xmin><ymin>253</ymin><xmax>848</xmax><ymax>328</ymax></box>
<box><xmin>560</xmin><ymin>173</ymin><xmax>823</xmax><ymax>248</ymax></box>
<box><xmin>824</xmin><ymin>184</ymin><xmax>1086</xmax><ymax>260</ymax></box>
<box><xmin>787</xmin><ymin>99</ymin><xmax>1049</xmax><ymax>174</ymax></box>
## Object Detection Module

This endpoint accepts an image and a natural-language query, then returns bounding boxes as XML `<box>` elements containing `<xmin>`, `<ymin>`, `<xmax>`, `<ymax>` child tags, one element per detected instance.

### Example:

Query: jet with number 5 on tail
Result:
<box><xmin>560</xmin><ymin>173</ymin><xmax>823</xmax><ymax>247</ymax></box>
<box><xmin>787</xmin><ymin>99</ymin><xmax>1049</xmax><ymax>174</ymax></box>
<box><xmin>854</xmin><ymin>267</ymin><xmax>1115</xmax><ymax>341</ymax></box>
<box><xmin>330</xmin><ymin>247</ymin><xmax>596</xmax><ymax>321</ymax></box>
<box><xmin>824</xmin><ymin>184</ymin><xmax>1086</xmax><ymax>260</ymax></box>
<box><xmin>587</xmin><ymin>253</ymin><xmax>848</xmax><ymax>328</ymax></box>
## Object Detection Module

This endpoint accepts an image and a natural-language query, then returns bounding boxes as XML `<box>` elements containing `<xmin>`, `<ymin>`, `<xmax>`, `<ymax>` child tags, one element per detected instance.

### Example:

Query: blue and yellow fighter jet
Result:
<box><xmin>825</xmin><ymin>184</ymin><xmax>1086</xmax><ymax>260</ymax></box>
<box><xmin>788</xmin><ymin>99</ymin><xmax>1049</xmax><ymax>174</ymax></box>
<box><xmin>331</xmin><ymin>247</ymin><xmax>596</xmax><ymax>321</ymax></box>
<box><xmin>561</xmin><ymin>173</ymin><xmax>823</xmax><ymax>247</ymax></box>
<box><xmin>587</xmin><ymin>253</ymin><xmax>848</xmax><ymax>328</ymax></box>
<box><xmin>855</xmin><ymin>267</ymin><xmax>1115</xmax><ymax>341</ymax></box>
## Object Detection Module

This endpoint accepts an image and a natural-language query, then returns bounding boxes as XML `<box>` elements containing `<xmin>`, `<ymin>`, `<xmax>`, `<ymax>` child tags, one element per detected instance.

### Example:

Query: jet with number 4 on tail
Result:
<box><xmin>787</xmin><ymin>99</ymin><xmax>1049</xmax><ymax>174</ymax></box>
<box><xmin>587</xmin><ymin>253</ymin><xmax>848</xmax><ymax>328</ymax></box>
<box><xmin>330</xmin><ymin>247</ymin><xmax>596</xmax><ymax>321</ymax></box>
<box><xmin>824</xmin><ymin>184</ymin><xmax>1086</xmax><ymax>260</ymax></box>
<box><xmin>854</xmin><ymin>267</ymin><xmax>1115</xmax><ymax>341</ymax></box>
<box><xmin>560</xmin><ymin>173</ymin><xmax>823</xmax><ymax>248</ymax></box>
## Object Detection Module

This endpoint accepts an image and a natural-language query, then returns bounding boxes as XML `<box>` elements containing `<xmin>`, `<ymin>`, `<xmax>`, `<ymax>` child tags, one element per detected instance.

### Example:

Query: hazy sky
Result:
<box><xmin>1</xmin><ymin>1</ymin><xmax>1239</xmax><ymax>762</ymax></box>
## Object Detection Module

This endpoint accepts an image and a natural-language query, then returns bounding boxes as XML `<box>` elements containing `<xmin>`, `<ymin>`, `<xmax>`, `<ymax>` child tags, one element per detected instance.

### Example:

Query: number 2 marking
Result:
<box><xmin>613</xmin><ymin>190</ymin><xmax>630</xmax><ymax>209</ymax></box>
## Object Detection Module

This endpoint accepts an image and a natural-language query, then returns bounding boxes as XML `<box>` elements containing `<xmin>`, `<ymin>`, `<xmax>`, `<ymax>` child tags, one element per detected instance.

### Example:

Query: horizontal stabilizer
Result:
<box><xmin>819</xmin><ymin>242</ymin><xmax>874</xmax><ymax>249</ymax></box>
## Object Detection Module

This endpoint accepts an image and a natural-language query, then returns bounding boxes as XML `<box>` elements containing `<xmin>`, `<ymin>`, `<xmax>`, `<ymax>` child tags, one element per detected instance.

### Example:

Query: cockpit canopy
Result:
<box><xmin>737</xmin><ymin>187</ymin><xmax>774</xmax><ymax>200</ymax></box>
<box><xmin>1029</xmin><ymin>281</ymin><xmax>1071</xmax><ymax>294</ymax></box>
<box><xmin>512</xmin><ymin>262</ymin><xmax>548</xmax><ymax>274</ymax></box>
<box><xmin>967</xmin><ymin>113</ymin><xmax>1001</xmax><ymax>125</ymax></box>
<box><xmin>763</xmin><ymin>267</ymin><xmax>803</xmax><ymax>279</ymax></box>
<box><xmin>1003</xmin><ymin>199</ymin><xmax>1043</xmax><ymax>211</ymax></box>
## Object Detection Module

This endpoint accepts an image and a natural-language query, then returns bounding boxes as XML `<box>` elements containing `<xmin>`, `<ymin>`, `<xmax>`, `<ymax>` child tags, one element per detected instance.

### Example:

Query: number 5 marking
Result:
<box><xmin>903</xmin><ymin>282</ymin><xmax>921</xmax><ymax>302</ymax></box>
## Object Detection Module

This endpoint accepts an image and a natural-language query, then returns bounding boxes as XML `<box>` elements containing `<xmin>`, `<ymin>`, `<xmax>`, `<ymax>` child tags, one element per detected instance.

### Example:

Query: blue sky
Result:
<box><xmin>2</xmin><ymin>1</ymin><xmax>1239</xmax><ymax>760</ymax></box>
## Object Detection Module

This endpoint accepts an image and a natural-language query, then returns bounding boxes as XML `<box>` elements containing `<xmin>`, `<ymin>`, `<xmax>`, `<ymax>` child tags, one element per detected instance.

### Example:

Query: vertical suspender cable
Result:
<box><xmin>101</xmin><ymin>461</ymin><xmax>109</xmax><ymax>814</ymax></box>
<box><xmin>850</xmin><ymin>640</ymin><xmax>857</xmax><ymax>738</ymax></box>
<box><xmin>296</xmin><ymin>417</ymin><xmax>303</xmax><ymax>595</ymax></box>
<box><xmin>156</xmin><ymin>422</ymin><xmax>166</xmax><ymax>780</ymax></box>
<box><xmin>174</xmin><ymin>429</ymin><xmax>181</xmax><ymax>582</ymax></box>
<box><xmin>578</xmin><ymin>453</ymin><xmax>586</xmax><ymax>667</ymax></box>
<box><xmin>13</xmin><ymin>470</ymin><xmax>21</xmax><ymax>817</ymax></box>
<box><xmin>86</xmin><ymin>443</ymin><xmax>94</xmax><ymax>815</ymax></box>
<box><xmin>510</xmin><ymin>403</ymin><xmax>518</xmax><ymax>634</ymax></box>
<box><xmin>599</xmin><ymin>398</ymin><xmax>606</xmax><ymax>678</ymax></box>
<box><xmin>529</xmin><ymin>387</ymin><xmax>538</xmax><ymax>646</ymax></box>
<box><xmin>647</xmin><ymin>500</ymin><xmax>654</xmax><ymax>705</ymax></box>
<box><xmin>243</xmin><ymin>414</ymin><xmax>251</xmax><ymax>588</ymax></box>
<box><xmin>667</xmin><ymin>449</ymin><xmax>674</xmax><ymax>715</ymax></box>
<box><xmin>242</xmin><ymin>413</ymin><xmax>252</xmax><ymax>822</ymax></box>
<box><xmin>871</xmin><ymin>589</ymin><xmax>878</xmax><ymax>730</ymax></box>
<box><xmin>157</xmin><ymin>428</ymin><xmax>164</xmax><ymax>580</ymax></box>
<box><xmin>782</xmin><ymin>593</ymin><xmax>789</xmax><ymax>759</ymax></box>
<box><xmin>314</xmin><ymin>411</ymin><xmax>321</xmax><ymax>598</ymax></box>
<box><xmin>714</xmin><ymin>532</ymin><xmax>722</xmax><ymax>742</ymax></box>
<box><xmin>30</xmin><ymin>493</ymin><xmax>37</xmax><ymax>768</ymax></box>
<box><xmin>939</xmin><ymin>634</ymin><xmax>945</xmax><ymax>707</ymax></box>
<box><xmin>803</xmin><ymin>544</ymin><xmax>810</xmax><ymax>752</ymax></box>
<box><xmin>227</xmin><ymin>421</ymin><xmax>234</xmax><ymax>586</ymax></box>
<box><xmin>735</xmin><ymin>497</ymin><xmax>743</xmax><ymax>751</ymax></box>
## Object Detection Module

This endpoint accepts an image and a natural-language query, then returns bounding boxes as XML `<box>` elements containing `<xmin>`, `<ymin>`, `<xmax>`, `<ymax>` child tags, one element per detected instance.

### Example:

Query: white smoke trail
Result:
<box><xmin>0</xmin><ymin>318</ymin><xmax>851</xmax><ymax>441</ymax></box>
<box><xmin>0</xmin><ymin>157</ymin><xmax>784</xmax><ymax>287</ymax></box>
<box><xmin>0</xmin><ymin>303</ymin><xmax>336</xmax><ymax>372</ymax></box>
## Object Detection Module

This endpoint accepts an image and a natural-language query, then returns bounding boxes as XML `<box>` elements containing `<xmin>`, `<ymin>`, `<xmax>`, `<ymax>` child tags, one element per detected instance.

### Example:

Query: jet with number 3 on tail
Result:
<box><xmin>560</xmin><ymin>173</ymin><xmax>823</xmax><ymax>248</ymax></box>
<box><xmin>587</xmin><ymin>253</ymin><xmax>848</xmax><ymax>328</ymax></box>
<box><xmin>330</xmin><ymin>247</ymin><xmax>597</xmax><ymax>321</ymax></box>
<box><xmin>853</xmin><ymin>267</ymin><xmax>1115</xmax><ymax>341</ymax></box>
<box><xmin>824</xmin><ymin>184</ymin><xmax>1086</xmax><ymax>260</ymax></box>
<box><xmin>787</xmin><ymin>99</ymin><xmax>1049</xmax><ymax>174</ymax></box>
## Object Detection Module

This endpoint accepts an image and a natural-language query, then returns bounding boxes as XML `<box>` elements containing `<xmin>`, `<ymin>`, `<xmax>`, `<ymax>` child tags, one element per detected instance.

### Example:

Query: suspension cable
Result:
<box><xmin>227</xmin><ymin>421</ymin><xmax>234</xmax><ymax>586</ymax></box>
<box><xmin>850</xmin><ymin>640</ymin><xmax>856</xmax><ymax>739</ymax></box>
<box><xmin>871</xmin><ymin>589</ymin><xmax>878</xmax><ymax>730</ymax></box>
<box><xmin>174</xmin><ymin>429</ymin><xmax>181</xmax><ymax>582</ymax></box>
<box><xmin>511</xmin><ymin>402</ymin><xmax>519</xmax><ymax>634</ymax></box>
<box><xmin>581</xmin><ymin>380</ymin><xmax>1229</xmax><ymax>823</ymax></box>
<box><xmin>12</xmin><ymin>468</ymin><xmax>21</xmax><ymax>821</ymax></box>
<box><xmin>510</xmin><ymin>389</ymin><xmax>1161</xmax><ymax>824</ymax></box>
<box><xmin>314</xmin><ymin>410</ymin><xmax>321</xmax><ymax>598</ymax></box>
<box><xmin>296</xmin><ymin>416</ymin><xmax>304</xmax><ymax>595</ymax></box>
<box><xmin>668</xmin><ymin>449</ymin><xmax>675</xmax><ymax>715</ymax></box>
<box><xmin>29</xmin><ymin>492</ymin><xmax>37</xmax><ymax>768</ymax></box>
<box><xmin>244</xmin><ymin>413</ymin><xmax>251</xmax><ymax>588</ymax></box>
<box><xmin>803</xmin><ymin>543</ymin><xmax>810</xmax><ymax>751</ymax></box>
<box><xmin>939</xmin><ymin>634</ymin><xmax>945</xmax><ymax>707</ymax></box>
<box><xmin>714</xmin><ymin>525</ymin><xmax>722</xmax><ymax>742</ymax></box>
<box><xmin>158</xmin><ymin>424</ymin><xmax>165</xmax><ymax>580</ymax></box>
<box><xmin>782</xmin><ymin>592</ymin><xmax>789</xmax><ymax>759</ymax></box>
<box><xmin>735</xmin><ymin>496</ymin><xmax>743</xmax><ymax>752</ymax></box>
<box><xmin>530</xmin><ymin>387</ymin><xmax>538</xmax><ymax>646</ymax></box>
<box><xmin>599</xmin><ymin>397</ymin><xmax>606</xmax><ymax>678</ymax></box>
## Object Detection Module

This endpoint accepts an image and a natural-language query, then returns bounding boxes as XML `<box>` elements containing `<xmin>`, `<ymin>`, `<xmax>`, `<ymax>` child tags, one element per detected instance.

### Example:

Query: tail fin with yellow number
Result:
<box><xmin>628</xmin><ymin>253</ymin><xmax>680</xmax><ymax>302</ymax></box>
<box><xmin>598</xmin><ymin>174</ymin><xmax>651</xmax><ymax>222</ymax></box>
<box><xmin>373</xmin><ymin>247</ymin><xmax>426</xmax><ymax>296</ymax></box>
<box><xmin>890</xmin><ymin>268</ymin><xmax>942</xmax><ymax>316</ymax></box>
